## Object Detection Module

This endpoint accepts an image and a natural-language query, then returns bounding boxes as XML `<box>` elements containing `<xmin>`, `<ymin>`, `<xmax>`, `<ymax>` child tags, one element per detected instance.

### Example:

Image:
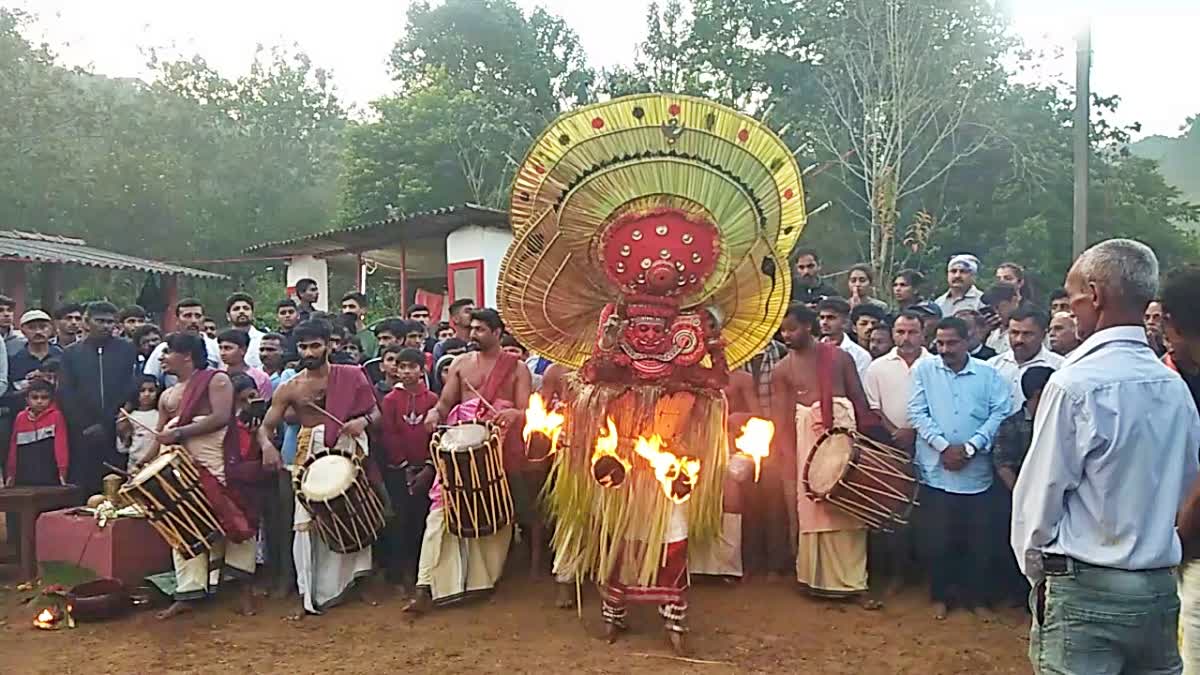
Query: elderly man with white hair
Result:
<box><xmin>1012</xmin><ymin>238</ymin><xmax>1200</xmax><ymax>675</ymax></box>
<box><xmin>1046</xmin><ymin>312</ymin><xmax>1080</xmax><ymax>356</ymax></box>
<box><xmin>933</xmin><ymin>254</ymin><xmax>984</xmax><ymax>318</ymax></box>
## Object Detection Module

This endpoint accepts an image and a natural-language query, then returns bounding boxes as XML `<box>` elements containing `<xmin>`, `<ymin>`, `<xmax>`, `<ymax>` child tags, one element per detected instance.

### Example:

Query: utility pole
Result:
<box><xmin>1072</xmin><ymin>21</ymin><xmax>1091</xmax><ymax>258</ymax></box>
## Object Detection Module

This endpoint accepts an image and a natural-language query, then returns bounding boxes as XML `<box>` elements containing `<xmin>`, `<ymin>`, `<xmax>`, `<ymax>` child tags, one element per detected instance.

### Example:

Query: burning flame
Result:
<box><xmin>591</xmin><ymin>417</ymin><xmax>630</xmax><ymax>487</ymax></box>
<box><xmin>734</xmin><ymin>417</ymin><xmax>775</xmax><ymax>482</ymax></box>
<box><xmin>522</xmin><ymin>393</ymin><xmax>566</xmax><ymax>457</ymax></box>
<box><xmin>632</xmin><ymin>433</ymin><xmax>701</xmax><ymax>504</ymax></box>
<box><xmin>33</xmin><ymin>607</ymin><xmax>60</xmax><ymax>630</ymax></box>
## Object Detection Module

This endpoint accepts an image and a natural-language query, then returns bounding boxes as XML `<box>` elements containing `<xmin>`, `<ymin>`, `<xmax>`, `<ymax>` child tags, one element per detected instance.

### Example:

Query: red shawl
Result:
<box><xmin>322</xmin><ymin>364</ymin><xmax>378</xmax><ymax>448</ymax></box>
<box><xmin>814</xmin><ymin>341</ymin><xmax>878</xmax><ymax>432</ymax></box>
<box><xmin>176</xmin><ymin>369</ymin><xmax>256</xmax><ymax>542</ymax></box>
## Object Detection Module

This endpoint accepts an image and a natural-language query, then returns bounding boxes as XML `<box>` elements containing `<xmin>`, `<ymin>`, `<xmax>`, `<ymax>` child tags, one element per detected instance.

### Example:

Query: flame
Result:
<box><xmin>33</xmin><ymin>607</ymin><xmax>59</xmax><ymax>630</ymax></box>
<box><xmin>522</xmin><ymin>393</ymin><xmax>565</xmax><ymax>456</ymax></box>
<box><xmin>591</xmin><ymin>417</ymin><xmax>630</xmax><ymax>487</ymax></box>
<box><xmin>734</xmin><ymin>417</ymin><xmax>775</xmax><ymax>482</ymax></box>
<box><xmin>632</xmin><ymin>433</ymin><xmax>701</xmax><ymax>504</ymax></box>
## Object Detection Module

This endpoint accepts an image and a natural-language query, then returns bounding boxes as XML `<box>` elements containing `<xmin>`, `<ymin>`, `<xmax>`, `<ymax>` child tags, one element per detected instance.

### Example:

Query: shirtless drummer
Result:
<box><xmin>258</xmin><ymin>319</ymin><xmax>381</xmax><ymax>618</ymax></box>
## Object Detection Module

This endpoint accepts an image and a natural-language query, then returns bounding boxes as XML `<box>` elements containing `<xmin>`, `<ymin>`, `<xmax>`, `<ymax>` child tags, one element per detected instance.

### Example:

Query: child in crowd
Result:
<box><xmin>380</xmin><ymin>348</ymin><xmax>439</xmax><ymax>594</ymax></box>
<box><xmin>117</xmin><ymin>376</ymin><xmax>162</xmax><ymax>472</ymax></box>
<box><xmin>6</xmin><ymin>379</ymin><xmax>69</xmax><ymax>486</ymax></box>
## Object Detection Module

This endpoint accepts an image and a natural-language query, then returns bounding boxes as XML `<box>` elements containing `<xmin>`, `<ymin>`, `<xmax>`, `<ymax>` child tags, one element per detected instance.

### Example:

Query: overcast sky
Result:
<box><xmin>13</xmin><ymin>0</ymin><xmax>1199</xmax><ymax>138</ymax></box>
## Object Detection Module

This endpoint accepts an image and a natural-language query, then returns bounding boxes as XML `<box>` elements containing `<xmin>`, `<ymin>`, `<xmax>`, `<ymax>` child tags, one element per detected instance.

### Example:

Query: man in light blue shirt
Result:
<box><xmin>1012</xmin><ymin>239</ymin><xmax>1200</xmax><ymax>675</ymax></box>
<box><xmin>908</xmin><ymin>315</ymin><xmax>1010</xmax><ymax>619</ymax></box>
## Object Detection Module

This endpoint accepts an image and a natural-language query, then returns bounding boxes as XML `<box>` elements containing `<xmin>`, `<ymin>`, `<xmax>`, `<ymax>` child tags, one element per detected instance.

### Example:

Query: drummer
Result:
<box><xmin>141</xmin><ymin>333</ymin><xmax>260</xmax><ymax>620</ymax></box>
<box><xmin>770</xmin><ymin>304</ymin><xmax>880</xmax><ymax>608</ymax></box>
<box><xmin>407</xmin><ymin>308</ymin><xmax>531</xmax><ymax>614</ymax></box>
<box><xmin>257</xmin><ymin>319</ymin><xmax>381</xmax><ymax>618</ymax></box>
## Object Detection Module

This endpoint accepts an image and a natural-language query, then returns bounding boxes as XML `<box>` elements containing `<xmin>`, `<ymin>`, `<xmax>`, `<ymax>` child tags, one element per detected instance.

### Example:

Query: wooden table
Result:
<box><xmin>0</xmin><ymin>486</ymin><xmax>82</xmax><ymax>580</ymax></box>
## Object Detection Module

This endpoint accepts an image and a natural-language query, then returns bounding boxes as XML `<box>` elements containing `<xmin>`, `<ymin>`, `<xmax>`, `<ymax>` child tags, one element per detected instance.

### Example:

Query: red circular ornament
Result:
<box><xmin>737</xmin><ymin>129</ymin><xmax>750</xmax><ymax>143</ymax></box>
<box><xmin>784</xmin><ymin>188</ymin><xmax>794</xmax><ymax>200</ymax></box>
<box><xmin>598</xmin><ymin>208</ymin><xmax>721</xmax><ymax>296</ymax></box>
<box><xmin>591</xmin><ymin>117</ymin><xmax>605</xmax><ymax>130</ymax></box>
<box><xmin>669</xmin><ymin>104</ymin><xmax>681</xmax><ymax>116</ymax></box>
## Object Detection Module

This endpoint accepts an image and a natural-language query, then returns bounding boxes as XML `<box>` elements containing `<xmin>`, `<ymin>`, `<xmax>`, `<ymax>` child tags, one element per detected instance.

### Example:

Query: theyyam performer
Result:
<box><xmin>498</xmin><ymin>93</ymin><xmax>804</xmax><ymax>654</ymax></box>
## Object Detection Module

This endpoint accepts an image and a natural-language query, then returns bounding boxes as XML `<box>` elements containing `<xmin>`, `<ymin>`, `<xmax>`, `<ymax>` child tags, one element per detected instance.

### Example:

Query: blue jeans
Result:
<box><xmin>1030</xmin><ymin>558</ymin><xmax>1181</xmax><ymax>674</ymax></box>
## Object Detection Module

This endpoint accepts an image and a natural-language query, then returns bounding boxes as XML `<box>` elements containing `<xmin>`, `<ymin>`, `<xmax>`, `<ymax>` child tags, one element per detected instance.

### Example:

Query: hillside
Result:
<box><xmin>1131</xmin><ymin>115</ymin><xmax>1200</xmax><ymax>208</ymax></box>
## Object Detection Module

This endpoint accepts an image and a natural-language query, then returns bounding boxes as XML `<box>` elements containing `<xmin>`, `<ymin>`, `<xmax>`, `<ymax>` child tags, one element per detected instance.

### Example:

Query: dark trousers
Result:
<box><xmin>988</xmin><ymin>482</ymin><xmax>1029</xmax><ymax>606</ymax></box>
<box><xmin>381</xmin><ymin>468</ymin><xmax>430</xmax><ymax>583</ymax></box>
<box><xmin>741</xmin><ymin>457</ymin><xmax>793</xmax><ymax>575</ymax></box>
<box><xmin>919</xmin><ymin>485</ymin><xmax>992</xmax><ymax>608</ymax></box>
<box><xmin>869</xmin><ymin>525</ymin><xmax>919</xmax><ymax>588</ymax></box>
<box><xmin>263</xmin><ymin>470</ymin><xmax>295</xmax><ymax>593</ymax></box>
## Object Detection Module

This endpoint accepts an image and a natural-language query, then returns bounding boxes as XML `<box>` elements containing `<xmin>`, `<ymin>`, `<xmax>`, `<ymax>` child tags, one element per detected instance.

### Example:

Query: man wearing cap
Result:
<box><xmin>934</xmin><ymin>254</ymin><xmax>984</xmax><ymax>318</ymax></box>
<box><xmin>1</xmin><ymin>311</ymin><xmax>63</xmax><ymax>467</ymax></box>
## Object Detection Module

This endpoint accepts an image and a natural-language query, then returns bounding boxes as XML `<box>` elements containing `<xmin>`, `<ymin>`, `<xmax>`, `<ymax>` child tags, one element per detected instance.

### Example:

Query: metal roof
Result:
<box><xmin>0</xmin><ymin>230</ymin><xmax>226</xmax><ymax>279</ymax></box>
<box><xmin>242</xmin><ymin>203</ymin><xmax>508</xmax><ymax>258</ymax></box>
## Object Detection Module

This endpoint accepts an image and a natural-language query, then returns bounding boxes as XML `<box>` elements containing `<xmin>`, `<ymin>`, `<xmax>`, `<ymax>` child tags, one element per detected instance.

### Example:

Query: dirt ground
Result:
<box><xmin>0</xmin><ymin>572</ymin><xmax>1031</xmax><ymax>674</ymax></box>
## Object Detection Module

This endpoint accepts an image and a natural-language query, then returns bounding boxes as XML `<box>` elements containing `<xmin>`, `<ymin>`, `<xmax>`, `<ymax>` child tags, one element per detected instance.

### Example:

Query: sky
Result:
<box><xmin>13</xmin><ymin>0</ymin><xmax>1200</xmax><ymax>139</ymax></box>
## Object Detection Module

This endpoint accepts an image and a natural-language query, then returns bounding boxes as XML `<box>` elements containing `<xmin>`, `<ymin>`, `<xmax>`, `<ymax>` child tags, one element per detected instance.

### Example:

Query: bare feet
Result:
<box><xmin>402</xmin><ymin>587</ymin><xmax>432</xmax><ymax>616</ymax></box>
<box><xmin>932</xmin><ymin>602</ymin><xmax>948</xmax><ymax>621</ymax></box>
<box><xmin>666</xmin><ymin>629</ymin><xmax>687</xmax><ymax>656</ymax></box>
<box><xmin>555</xmin><ymin>582</ymin><xmax>576</xmax><ymax>609</ymax></box>
<box><xmin>860</xmin><ymin>597</ymin><xmax>884</xmax><ymax>611</ymax></box>
<box><xmin>237</xmin><ymin>587</ymin><xmax>257</xmax><ymax>616</ymax></box>
<box><xmin>604</xmin><ymin>622</ymin><xmax>622</xmax><ymax>644</ymax></box>
<box><xmin>155</xmin><ymin>600</ymin><xmax>194</xmax><ymax>621</ymax></box>
<box><xmin>285</xmin><ymin>599</ymin><xmax>307</xmax><ymax>622</ymax></box>
<box><xmin>973</xmin><ymin>606</ymin><xmax>998</xmax><ymax>623</ymax></box>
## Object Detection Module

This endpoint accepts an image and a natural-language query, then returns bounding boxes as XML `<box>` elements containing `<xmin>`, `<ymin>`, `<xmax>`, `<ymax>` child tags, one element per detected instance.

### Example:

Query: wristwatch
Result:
<box><xmin>963</xmin><ymin>442</ymin><xmax>977</xmax><ymax>459</ymax></box>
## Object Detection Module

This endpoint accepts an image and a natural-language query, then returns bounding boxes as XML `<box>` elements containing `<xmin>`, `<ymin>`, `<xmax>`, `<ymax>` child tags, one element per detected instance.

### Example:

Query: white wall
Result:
<box><xmin>285</xmin><ymin>255</ymin><xmax>329</xmax><ymax>311</ymax></box>
<box><xmin>446</xmin><ymin>225</ymin><xmax>513</xmax><ymax>309</ymax></box>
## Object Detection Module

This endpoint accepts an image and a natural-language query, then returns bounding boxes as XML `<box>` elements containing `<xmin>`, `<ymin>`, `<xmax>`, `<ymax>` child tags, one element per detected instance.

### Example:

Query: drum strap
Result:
<box><xmin>477</xmin><ymin>352</ymin><xmax>519</xmax><ymax>410</ymax></box>
<box><xmin>815</xmin><ymin>342</ymin><xmax>835</xmax><ymax>431</ymax></box>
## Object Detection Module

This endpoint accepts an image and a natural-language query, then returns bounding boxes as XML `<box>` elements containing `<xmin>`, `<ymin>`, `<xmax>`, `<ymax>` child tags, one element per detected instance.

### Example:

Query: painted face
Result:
<box><xmin>623</xmin><ymin>316</ymin><xmax>669</xmax><ymax>354</ymax></box>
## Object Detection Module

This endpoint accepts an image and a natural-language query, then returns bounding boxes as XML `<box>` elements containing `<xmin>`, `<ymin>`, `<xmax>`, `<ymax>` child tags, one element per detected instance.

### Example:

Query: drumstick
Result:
<box><xmin>120</xmin><ymin>408</ymin><xmax>159</xmax><ymax>435</ymax></box>
<box><xmin>103</xmin><ymin>462</ymin><xmax>130</xmax><ymax>479</ymax></box>
<box><xmin>305</xmin><ymin>402</ymin><xmax>346</xmax><ymax>429</ymax></box>
<box><xmin>463</xmin><ymin>380</ymin><xmax>501</xmax><ymax>418</ymax></box>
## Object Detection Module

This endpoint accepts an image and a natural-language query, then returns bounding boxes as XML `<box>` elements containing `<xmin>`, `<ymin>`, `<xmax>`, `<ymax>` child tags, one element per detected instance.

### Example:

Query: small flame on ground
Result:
<box><xmin>523</xmin><ymin>392</ymin><xmax>566</xmax><ymax>457</ymax></box>
<box><xmin>734</xmin><ymin>417</ymin><xmax>774</xmax><ymax>482</ymax></box>
<box><xmin>33</xmin><ymin>607</ymin><xmax>59</xmax><ymax>630</ymax></box>
<box><xmin>633</xmin><ymin>434</ymin><xmax>701</xmax><ymax>504</ymax></box>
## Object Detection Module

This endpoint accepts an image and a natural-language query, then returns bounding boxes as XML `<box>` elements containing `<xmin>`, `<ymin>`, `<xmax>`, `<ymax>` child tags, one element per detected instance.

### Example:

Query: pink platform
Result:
<box><xmin>36</xmin><ymin>509</ymin><xmax>173</xmax><ymax>585</ymax></box>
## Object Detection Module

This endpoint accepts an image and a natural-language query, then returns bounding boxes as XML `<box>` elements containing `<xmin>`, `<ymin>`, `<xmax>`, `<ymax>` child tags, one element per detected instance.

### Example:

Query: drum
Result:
<box><xmin>802</xmin><ymin>428</ymin><xmax>919</xmax><ymax>531</ymax></box>
<box><xmin>431</xmin><ymin>422</ymin><xmax>514</xmax><ymax>538</ymax></box>
<box><xmin>294</xmin><ymin>446</ymin><xmax>386</xmax><ymax>554</ymax></box>
<box><xmin>119</xmin><ymin>449</ymin><xmax>224</xmax><ymax>558</ymax></box>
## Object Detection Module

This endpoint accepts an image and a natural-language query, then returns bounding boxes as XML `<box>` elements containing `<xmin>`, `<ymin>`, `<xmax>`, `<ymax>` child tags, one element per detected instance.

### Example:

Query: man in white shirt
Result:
<box><xmin>818</xmin><ymin>297</ymin><xmax>870</xmax><ymax>380</ymax></box>
<box><xmin>979</xmin><ymin>282</ymin><xmax>1020</xmax><ymax>356</ymax></box>
<box><xmin>225</xmin><ymin>292</ymin><xmax>265</xmax><ymax>369</ymax></box>
<box><xmin>987</xmin><ymin>306</ymin><xmax>1063</xmax><ymax>411</ymax></box>
<box><xmin>862</xmin><ymin>310</ymin><xmax>932</xmax><ymax>593</ymax></box>
<box><xmin>144</xmin><ymin>299</ymin><xmax>221</xmax><ymax>386</ymax></box>
<box><xmin>1012</xmin><ymin>239</ymin><xmax>1200</xmax><ymax>674</ymax></box>
<box><xmin>1047</xmin><ymin>312</ymin><xmax>1080</xmax><ymax>356</ymax></box>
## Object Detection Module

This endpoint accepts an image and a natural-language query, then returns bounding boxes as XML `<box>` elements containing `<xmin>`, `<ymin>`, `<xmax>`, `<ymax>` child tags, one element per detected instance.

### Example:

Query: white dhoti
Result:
<box><xmin>416</xmin><ymin>505</ymin><xmax>513</xmax><ymax>605</ymax></box>
<box><xmin>293</xmin><ymin>425</ymin><xmax>374</xmax><ymax>614</ymax></box>
<box><xmin>688</xmin><ymin>513</ymin><xmax>744</xmax><ymax>578</ymax></box>
<box><xmin>173</xmin><ymin>538</ymin><xmax>257</xmax><ymax>600</ymax></box>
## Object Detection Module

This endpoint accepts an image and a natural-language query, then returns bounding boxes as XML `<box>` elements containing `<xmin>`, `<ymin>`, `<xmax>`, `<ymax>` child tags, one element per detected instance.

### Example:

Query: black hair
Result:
<box><xmin>217</xmin><ymin>328</ymin><xmax>250</xmax><ymax>349</ymax></box>
<box><xmin>1009</xmin><ymin>305</ymin><xmax>1049</xmax><ymax>331</ymax></box>
<box><xmin>25</xmin><ymin>378</ymin><xmax>55</xmax><ymax>396</ymax></box>
<box><xmin>340</xmin><ymin>291</ymin><xmax>367</xmax><ymax>306</ymax></box>
<box><xmin>401</xmin><ymin>320</ymin><xmax>425</xmax><ymax>335</ymax></box>
<box><xmin>175</xmin><ymin>298</ymin><xmax>203</xmax><ymax>316</ymax></box>
<box><xmin>500</xmin><ymin>334</ymin><xmax>525</xmax><ymax>351</ymax></box>
<box><xmin>335</xmin><ymin>312</ymin><xmax>359</xmax><ymax>332</ymax></box>
<box><xmin>847</xmin><ymin>263</ymin><xmax>874</xmax><ymax>283</ymax></box>
<box><xmin>448</xmin><ymin>298</ymin><xmax>475</xmax><ymax>315</ymax></box>
<box><xmin>40</xmin><ymin>358</ymin><xmax>61</xmax><ymax>373</ymax></box>
<box><xmin>131</xmin><ymin>323</ymin><xmax>162</xmax><ymax>343</ymax></box>
<box><xmin>130</xmin><ymin>374</ymin><xmax>162</xmax><ymax>407</ymax></box>
<box><xmin>997</xmin><ymin>262</ymin><xmax>1025</xmax><ymax>281</ymax></box>
<box><xmin>817</xmin><ymin>296</ymin><xmax>852</xmax><ymax>317</ymax></box>
<box><xmin>441</xmin><ymin>337</ymin><xmax>468</xmax><ymax>352</ymax></box>
<box><xmin>1161</xmin><ymin>266</ymin><xmax>1200</xmax><ymax>338</ymax></box>
<box><xmin>119</xmin><ymin>304</ymin><xmax>147</xmax><ymax>321</ymax></box>
<box><xmin>374</xmin><ymin>318</ymin><xmax>407</xmax><ymax>338</ymax></box>
<box><xmin>293</xmin><ymin>319</ymin><xmax>331</xmax><ymax>343</ymax></box>
<box><xmin>229</xmin><ymin>372</ymin><xmax>257</xmax><ymax>395</ymax></box>
<box><xmin>869</xmin><ymin>322</ymin><xmax>893</xmax><ymax>335</ymax></box>
<box><xmin>1048</xmin><ymin>288</ymin><xmax>1069</xmax><ymax>303</ymax></box>
<box><xmin>784</xmin><ymin>304</ymin><xmax>820</xmax><ymax>330</ymax></box>
<box><xmin>894</xmin><ymin>310</ymin><xmax>925</xmax><ymax>326</ymax></box>
<box><xmin>53</xmin><ymin>302</ymin><xmax>85</xmax><ymax>319</ymax></box>
<box><xmin>165</xmin><ymin>332</ymin><xmax>209</xmax><ymax>369</ymax></box>
<box><xmin>894</xmin><ymin>269</ymin><xmax>925</xmax><ymax>288</ymax></box>
<box><xmin>981</xmin><ymin>282</ymin><xmax>1019</xmax><ymax>306</ymax></box>
<box><xmin>276</xmin><ymin>298</ymin><xmax>298</xmax><ymax>312</ymax></box>
<box><xmin>85</xmin><ymin>301</ymin><xmax>119</xmax><ymax>317</ymax></box>
<box><xmin>225</xmin><ymin>292</ymin><xmax>255</xmax><ymax>313</ymax></box>
<box><xmin>406</xmin><ymin>303</ymin><xmax>430</xmax><ymax>317</ymax></box>
<box><xmin>436</xmin><ymin>320</ymin><xmax>451</xmax><ymax>333</ymax></box>
<box><xmin>380</xmin><ymin>344</ymin><xmax>407</xmax><ymax>359</ymax></box>
<box><xmin>469</xmin><ymin>308</ymin><xmax>504</xmax><ymax>332</ymax></box>
<box><xmin>397</xmin><ymin>348</ymin><xmax>426</xmax><ymax>368</ymax></box>
<box><xmin>1021</xmin><ymin>366</ymin><xmax>1055</xmax><ymax>400</ymax></box>
<box><xmin>850</xmin><ymin>303</ymin><xmax>888</xmax><ymax>324</ymax></box>
<box><xmin>346</xmin><ymin>335</ymin><xmax>364</xmax><ymax>352</ymax></box>
<box><xmin>792</xmin><ymin>247</ymin><xmax>820</xmax><ymax>264</ymax></box>
<box><xmin>295</xmin><ymin>278</ymin><xmax>318</xmax><ymax>294</ymax></box>
<box><xmin>260</xmin><ymin>331</ymin><xmax>286</xmax><ymax>344</ymax></box>
<box><xmin>329</xmin><ymin>350</ymin><xmax>358</xmax><ymax>365</ymax></box>
<box><xmin>0</xmin><ymin>294</ymin><xmax>13</xmax><ymax>310</ymax></box>
<box><xmin>935</xmin><ymin>316</ymin><xmax>970</xmax><ymax>340</ymax></box>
